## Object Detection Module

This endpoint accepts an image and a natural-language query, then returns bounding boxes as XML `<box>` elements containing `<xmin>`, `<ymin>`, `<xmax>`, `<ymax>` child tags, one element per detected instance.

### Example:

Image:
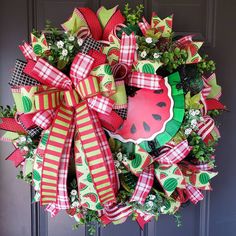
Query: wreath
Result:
<box><xmin>0</xmin><ymin>4</ymin><xmax>225</xmax><ymax>233</ymax></box>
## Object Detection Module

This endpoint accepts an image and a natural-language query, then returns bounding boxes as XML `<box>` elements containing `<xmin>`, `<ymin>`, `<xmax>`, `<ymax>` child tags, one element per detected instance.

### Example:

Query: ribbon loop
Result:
<box><xmin>64</xmin><ymin>89</ymin><xmax>80</xmax><ymax>107</ymax></box>
<box><xmin>34</xmin><ymin>89</ymin><xmax>62</xmax><ymax>110</ymax></box>
<box><xmin>76</xmin><ymin>75</ymin><xmax>100</xmax><ymax>99</ymax></box>
<box><xmin>70</xmin><ymin>53</ymin><xmax>94</xmax><ymax>85</ymax></box>
<box><xmin>119</xmin><ymin>32</ymin><xmax>136</xmax><ymax>68</ymax></box>
<box><xmin>129</xmin><ymin>71</ymin><xmax>162</xmax><ymax>90</ymax></box>
<box><xmin>31</xmin><ymin>59</ymin><xmax>72</xmax><ymax>89</ymax></box>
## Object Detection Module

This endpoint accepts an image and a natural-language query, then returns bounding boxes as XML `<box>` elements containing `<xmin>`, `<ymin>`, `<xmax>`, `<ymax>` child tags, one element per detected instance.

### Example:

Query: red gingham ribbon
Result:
<box><xmin>138</xmin><ymin>17</ymin><xmax>151</xmax><ymax>35</ymax></box>
<box><xmin>185</xmin><ymin>184</ymin><xmax>204</xmax><ymax>204</ymax></box>
<box><xmin>70</xmin><ymin>53</ymin><xmax>94</xmax><ymax>86</ymax></box>
<box><xmin>128</xmin><ymin>71</ymin><xmax>162</xmax><ymax>90</ymax></box>
<box><xmin>46</xmin><ymin>123</ymin><xmax>75</xmax><ymax>216</ymax></box>
<box><xmin>32</xmin><ymin>59</ymin><xmax>72</xmax><ymax>89</ymax></box>
<box><xmin>175</xmin><ymin>35</ymin><xmax>194</xmax><ymax>47</ymax></box>
<box><xmin>130</xmin><ymin>165</ymin><xmax>154</xmax><ymax>204</ymax></box>
<box><xmin>32</xmin><ymin>109</ymin><xmax>56</xmax><ymax>130</ymax></box>
<box><xmin>19</xmin><ymin>42</ymin><xmax>37</xmax><ymax>61</ymax></box>
<box><xmin>87</xmin><ymin>95</ymin><xmax>114</xmax><ymax>115</ymax></box>
<box><xmin>156</xmin><ymin>140</ymin><xmax>192</xmax><ymax>165</ymax></box>
<box><xmin>101</xmin><ymin>204</ymin><xmax>132</xmax><ymax>222</ymax></box>
<box><xmin>119</xmin><ymin>32</ymin><xmax>136</xmax><ymax>68</ymax></box>
<box><xmin>90</xmin><ymin>109</ymin><xmax>119</xmax><ymax>193</ymax></box>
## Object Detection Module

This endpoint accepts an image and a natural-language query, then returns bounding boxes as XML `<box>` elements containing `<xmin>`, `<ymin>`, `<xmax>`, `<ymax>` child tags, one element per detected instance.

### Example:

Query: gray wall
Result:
<box><xmin>0</xmin><ymin>0</ymin><xmax>236</xmax><ymax>236</ymax></box>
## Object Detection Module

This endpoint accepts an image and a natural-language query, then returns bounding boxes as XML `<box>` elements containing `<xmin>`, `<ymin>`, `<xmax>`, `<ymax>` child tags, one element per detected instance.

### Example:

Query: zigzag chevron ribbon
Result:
<box><xmin>75</xmin><ymin>102</ymin><xmax>116</xmax><ymax>205</ymax></box>
<box><xmin>40</xmin><ymin>105</ymin><xmax>74</xmax><ymax>205</ymax></box>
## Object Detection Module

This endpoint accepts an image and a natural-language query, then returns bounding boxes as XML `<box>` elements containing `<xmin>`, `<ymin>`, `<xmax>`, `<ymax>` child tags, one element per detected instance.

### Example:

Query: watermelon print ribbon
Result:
<box><xmin>138</xmin><ymin>13</ymin><xmax>173</xmax><ymax>38</ymax></box>
<box><xmin>129</xmin><ymin>140</ymin><xmax>192</xmax><ymax>204</ymax></box>
<box><xmin>201</xmin><ymin>73</ymin><xmax>225</xmax><ymax>115</ymax></box>
<box><xmin>174</xmin><ymin>35</ymin><xmax>203</xmax><ymax>64</ymax></box>
<box><xmin>15</xmin><ymin>51</ymin><xmax>120</xmax><ymax>210</ymax></box>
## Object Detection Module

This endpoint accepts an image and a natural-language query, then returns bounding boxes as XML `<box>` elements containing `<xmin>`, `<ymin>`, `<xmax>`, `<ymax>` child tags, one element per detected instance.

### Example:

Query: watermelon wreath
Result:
<box><xmin>0</xmin><ymin>3</ymin><xmax>225</xmax><ymax>232</ymax></box>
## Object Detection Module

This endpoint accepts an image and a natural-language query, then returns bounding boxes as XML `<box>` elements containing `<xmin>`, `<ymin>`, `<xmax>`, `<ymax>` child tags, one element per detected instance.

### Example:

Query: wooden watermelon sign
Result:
<box><xmin>110</xmin><ymin>72</ymin><xmax>185</xmax><ymax>151</ymax></box>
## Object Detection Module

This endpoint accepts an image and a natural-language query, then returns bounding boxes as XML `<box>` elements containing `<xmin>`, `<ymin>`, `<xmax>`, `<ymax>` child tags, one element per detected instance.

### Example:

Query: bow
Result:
<box><xmin>13</xmin><ymin>44</ymin><xmax>123</xmax><ymax>213</ymax></box>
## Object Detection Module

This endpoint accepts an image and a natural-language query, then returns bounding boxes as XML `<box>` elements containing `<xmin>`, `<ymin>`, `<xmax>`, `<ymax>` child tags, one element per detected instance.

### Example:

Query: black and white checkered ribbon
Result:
<box><xmin>9</xmin><ymin>59</ymin><xmax>41</xmax><ymax>87</ymax></box>
<box><xmin>114</xmin><ymin>108</ymin><xmax>127</xmax><ymax>120</ymax></box>
<box><xmin>80</xmin><ymin>37</ymin><xmax>102</xmax><ymax>54</ymax></box>
<box><xmin>18</xmin><ymin>118</ymin><xmax>43</xmax><ymax>138</ymax></box>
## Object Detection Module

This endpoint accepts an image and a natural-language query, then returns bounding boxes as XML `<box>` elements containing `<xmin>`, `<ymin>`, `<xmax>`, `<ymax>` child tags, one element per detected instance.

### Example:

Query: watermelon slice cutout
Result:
<box><xmin>110</xmin><ymin>72</ymin><xmax>185</xmax><ymax>150</ymax></box>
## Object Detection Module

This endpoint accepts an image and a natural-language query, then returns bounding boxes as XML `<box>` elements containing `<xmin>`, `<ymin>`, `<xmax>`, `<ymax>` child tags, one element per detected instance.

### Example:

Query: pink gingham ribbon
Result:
<box><xmin>130</xmin><ymin>165</ymin><xmax>154</xmax><ymax>204</ymax></box>
<box><xmin>46</xmin><ymin>124</ymin><xmax>75</xmax><ymax>216</ymax></box>
<box><xmin>19</xmin><ymin>42</ymin><xmax>37</xmax><ymax>61</ymax></box>
<box><xmin>185</xmin><ymin>184</ymin><xmax>204</xmax><ymax>204</ymax></box>
<box><xmin>119</xmin><ymin>32</ymin><xmax>136</xmax><ymax>68</ymax></box>
<box><xmin>157</xmin><ymin>140</ymin><xmax>192</xmax><ymax>165</ymax></box>
<box><xmin>129</xmin><ymin>72</ymin><xmax>162</xmax><ymax>90</ymax></box>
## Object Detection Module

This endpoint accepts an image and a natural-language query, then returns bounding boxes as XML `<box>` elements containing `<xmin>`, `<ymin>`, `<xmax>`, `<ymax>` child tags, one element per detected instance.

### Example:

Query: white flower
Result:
<box><xmin>145</xmin><ymin>37</ymin><xmax>153</xmax><ymax>44</ymax></box>
<box><xmin>146</xmin><ymin>201</ymin><xmax>154</xmax><ymax>208</ymax></box>
<box><xmin>114</xmin><ymin>160</ymin><xmax>120</xmax><ymax>168</ymax></box>
<box><xmin>72</xmin><ymin>201</ymin><xmax>80</xmax><ymax>208</ymax></box>
<box><xmin>71</xmin><ymin>189</ymin><xmax>77</xmax><ymax>196</ymax></box>
<box><xmin>123</xmin><ymin>156</ymin><xmax>128</xmax><ymax>162</ymax></box>
<box><xmin>116</xmin><ymin>152</ymin><xmax>123</xmax><ymax>161</ymax></box>
<box><xmin>23</xmin><ymin>146</ymin><xmax>29</xmax><ymax>152</ymax></box>
<box><xmin>189</xmin><ymin>109</ymin><xmax>196</xmax><ymax>116</ymax></box>
<box><xmin>149</xmin><ymin>194</ymin><xmax>156</xmax><ymax>200</ymax></box>
<box><xmin>140</xmin><ymin>51</ymin><xmax>147</xmax><ymax>58</ymax></box>
<box><xmin>68</xmin><ymin>35</ymin><xmax>75</xmax><ymax>42</ymax></box>
<box><xmin>184</xmin><ymin>128</ymin><xmax>192</xmax><ymax>136</ymax></box>
<box><xmin>62</xmin><ymin>49</ymin><xmax>68</xmax><ymax>57</ymax></box>
<box><xmin>191</xmin><ymin>119</ymin><xmax>197</xmax><ymax>128</ymax></box>
<box><xmin>195</xmin><ymin>110</ymin><xmax>200</xmax><ymax>115</ymax></box>
<box><xmin>19</xmin><ymin>136</ymin><xmax>27</xmax><ymax>143</ymax></box>
<box><xmin>160</xmin><ymin>206</ymin><xmax>166</xmax><ymax>213</ymax></box>
<box><xmin>77</xmin><ymin>38</ymin><xmax>84</xmax><ymax>46</ymax></box>
<box><xmin>56</xmin><ymin>40</ymin><xmax>64</xmax><ymax>49</ymax></box>
<box><xmin>153</xmin><ymin>52</ymin><xmax>160</xmax><ymax>59</ymax></box>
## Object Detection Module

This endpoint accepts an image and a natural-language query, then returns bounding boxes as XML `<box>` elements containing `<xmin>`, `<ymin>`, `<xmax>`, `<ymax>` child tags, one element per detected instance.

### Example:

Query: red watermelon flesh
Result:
<box><xmin>114</xmin><ymin>78</ymin><xmax>173</xmax><ymax>143</ymax></box>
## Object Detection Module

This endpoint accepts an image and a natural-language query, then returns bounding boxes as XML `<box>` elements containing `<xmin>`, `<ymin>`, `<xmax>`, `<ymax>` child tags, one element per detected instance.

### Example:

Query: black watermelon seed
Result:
<box><xmin>130</xmin><ymin>124</ymin><xmax>136</xmax><ymax>134</ymax></box>
<box><xmin>157</xmin><ymin>102</ymin><xmax>166</xmax><ymax>107</ymax></box>
<box><xmin>143</xmin><ymin>122</ymin><xmax>150</xmax><ymax>132</ymax></box>
<box><xmin>152</xmin><ymin>114</ymin><xmax>162</xmax><ymax>120</ymax></box>
<box><xmin>154</xmin><ymin>89</ymin><xmax>163</xmax><ymax>94</ymax></box>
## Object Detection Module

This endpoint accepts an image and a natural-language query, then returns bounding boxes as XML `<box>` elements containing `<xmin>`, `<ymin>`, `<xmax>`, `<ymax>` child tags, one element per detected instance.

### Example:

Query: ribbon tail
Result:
<box><xmin>40</xmin><ymin>105</ymin><xmax>74</xmax><ymax>205</ymax></box>
<box><xmin>46</xmin><ymin>122</ymin><xmax>75</xmax><ymax>216</ymax></box>
<box><xmin>6</xmin><ymin>148</ymin><xmax>25</xmax><ymax>167</ymax></box>
<box><xmin>130</xmin><ymin>165</ymin><xmax>154</xmax><ymax>204</ymax></box>
<box><xmin>74</xmin><ymin>101</ymin><xmax>116</xmax><ymax>209</ymax></box>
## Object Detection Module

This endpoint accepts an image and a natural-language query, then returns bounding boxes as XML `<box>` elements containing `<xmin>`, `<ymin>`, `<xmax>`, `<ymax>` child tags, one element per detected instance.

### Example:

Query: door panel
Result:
<box><xmin>1</xmin><ymin>1</ymin><xmax>235</xmax><ymax>236</ymax></box>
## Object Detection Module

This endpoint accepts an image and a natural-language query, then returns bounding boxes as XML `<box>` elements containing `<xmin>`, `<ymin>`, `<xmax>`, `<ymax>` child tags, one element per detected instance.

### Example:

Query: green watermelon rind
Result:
<box><xmin>140</xmin><ymin>72</ymin><xmax>185</xmax><ymax>150</ymax></box>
